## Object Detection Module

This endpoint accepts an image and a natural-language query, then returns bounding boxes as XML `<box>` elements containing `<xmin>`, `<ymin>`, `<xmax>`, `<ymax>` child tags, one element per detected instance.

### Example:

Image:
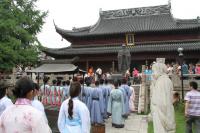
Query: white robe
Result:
<box><xmin>57</xmin><ymin>97</ymin><xmax>90</xmax><ymax>133</ymax></box>
<box><xmin>0</xmin><ymin>96</ymin><xmax>13</xmax><ymax>116</ymax></box>
<box><xmin>32</xmin><ymin>99</ymin><xmax>48</xmax><ymax>123</ymax></box>
<box><xmin>151</xmin><ymin>74</ymin><xmax>176</xmax><ymax>133</ymax></box>
<box><xmin>129</xmin><ymin>86</ymin><xmax>135</xmax><ymax>112</ymax></box>
<box><xmin>0</xmin><ymin>98</ymin><xmax>51</xmax><ymax>133</ymax></box>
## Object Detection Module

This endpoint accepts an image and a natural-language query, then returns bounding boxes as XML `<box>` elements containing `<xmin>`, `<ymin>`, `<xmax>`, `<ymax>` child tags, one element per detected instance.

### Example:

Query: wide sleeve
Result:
<box><xmin>86</xmin><ymin>88</ymin><xmax>92</xmax><ymax>110</ymax></box>
<box><xmin>79</xmin><ymin>103</ymin><xmax>91</xmax><ymax>133</ymax></box>
<box><xmin>32</xmin><ymin>112</ymin><xmax>52</xmax><ymax>133</ymax></box>
<box><xmin>39</xmin><ymin>103</ymin><xmax>48</xmax><ymax>124</ymax></box>
<box><xmin>128</xmin><ymin>86</ymin><xmax>132</xmax><ymax>98</ymax></box>
<box><xmin>107</xmin><ymin>91</ymin><xmax>112</xmax><ymax>114</ymax></box>
<box><xmin>32</xmin><ymin>101</ymin><xmax>48</xmax><ymax>123</ymax></box>
<box><xmin>120</xmin><ymin>88</ymin><xmax>126</xmax><ymax>102</ymax></box>
<box><xmin>57</xmin><ymin>102</ymin><xmax>67</xmax><ymax>133</ymax></box>
<box><xmin>121</xmin><ymin>91</ymin><xmax>126</xmax><ymax>115</ymax></box>
<box><xmin>105</xmin><ymin>87</ymin><xmax>110</xmax><ymax>102</ymax></box>
<box><xmin>99</xmin><ymin>89</ymin><xmax>104</xmax><ymax>114</ymax></box>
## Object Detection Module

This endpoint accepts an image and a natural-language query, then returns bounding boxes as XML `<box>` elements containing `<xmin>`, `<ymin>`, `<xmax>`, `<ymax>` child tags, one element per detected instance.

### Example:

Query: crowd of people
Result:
<box><xmin>0</xmin><ymin>75</ymin><xmax>136</xmax><ymax>133</ymax></box>
<box><xmin>0</xmin><ymin>62</ymin><xmax>200</xmax><ymax>133</ymax></box>
<box><xmin>165</xmin><ymin>62</ymin><xmax>200</xmax><ymax>75</ymax></box>
<box><xmin>43</xmin><ymin>77</ymin><xmax>136</xmax><ymax>129</ymax></box>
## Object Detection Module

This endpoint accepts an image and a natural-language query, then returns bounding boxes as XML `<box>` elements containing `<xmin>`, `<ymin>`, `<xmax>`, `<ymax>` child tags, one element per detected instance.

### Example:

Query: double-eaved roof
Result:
<box><xmin>44</xmin><ymin>4</ymin><xmax>200</xmax><ymax>58</ymax></box>
<box><xmin>55</xmin><ymin>4</ymin><xmax>200</xmax><ymax>38</ymax></box>
<box><xmin>44</xmin><ymin>40</ymin><xmax>200</xmax><ymax>57</ymax></box>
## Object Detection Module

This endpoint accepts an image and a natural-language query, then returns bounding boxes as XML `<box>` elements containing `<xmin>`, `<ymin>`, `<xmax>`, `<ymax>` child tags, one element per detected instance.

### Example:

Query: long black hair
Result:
<box><xmin>68</xmin><ymin>81</ymin><xmax>81</xmax><ymax>119</ymax></box>
<box><xmin>114</xmin><ymin>80</ymin><xmax>119</xmax><ymax>89</ymax></box>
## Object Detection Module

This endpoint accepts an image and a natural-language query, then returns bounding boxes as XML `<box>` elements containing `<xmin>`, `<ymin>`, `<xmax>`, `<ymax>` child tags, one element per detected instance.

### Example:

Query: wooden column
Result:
<box><xmin>112</xmin><ymin>61</ymin><xmax>115</xmax><ymax>73</ymax></box>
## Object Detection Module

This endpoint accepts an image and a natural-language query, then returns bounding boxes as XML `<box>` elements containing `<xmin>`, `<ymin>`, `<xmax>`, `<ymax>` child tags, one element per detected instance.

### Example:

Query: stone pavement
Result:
<box><xmin>105</xmin><ymin>114</ymin><xmax>148</xmax><ymax>133</ymax></box>
<box><xmin>46</xmin><ymin>108</ymin><xmax>148</xmax><ymax>133</ymax></box>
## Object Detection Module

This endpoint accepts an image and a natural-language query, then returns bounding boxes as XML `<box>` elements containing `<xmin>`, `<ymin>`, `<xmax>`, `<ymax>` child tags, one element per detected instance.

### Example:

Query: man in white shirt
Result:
<box><xmin>0</xmin><ymin>81</ymin><xmax>13</xmax><ymax>116</ymax></box>
<box><xmin>32</xmin><ymin>83</ymin><xmax>48</xmax><ymax>123</ymax></box>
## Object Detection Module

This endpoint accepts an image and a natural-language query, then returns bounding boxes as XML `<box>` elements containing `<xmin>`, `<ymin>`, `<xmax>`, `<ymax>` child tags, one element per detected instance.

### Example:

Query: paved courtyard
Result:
<box><xmin>46</xmin><ymin>108</ymin><xmax>148</xmax><ymax>133</ymax></box>
<box><xmin>106</xmin><ymin>114</ymin><xmax>148</xmax><ymax>133</ymax></box>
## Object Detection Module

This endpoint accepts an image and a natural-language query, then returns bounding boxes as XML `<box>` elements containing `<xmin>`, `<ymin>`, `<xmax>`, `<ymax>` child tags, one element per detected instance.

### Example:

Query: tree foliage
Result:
<box><xmin>0</xmin><ymin>0</ymin><xmax>47</xmax><ymax>71</ymax></box>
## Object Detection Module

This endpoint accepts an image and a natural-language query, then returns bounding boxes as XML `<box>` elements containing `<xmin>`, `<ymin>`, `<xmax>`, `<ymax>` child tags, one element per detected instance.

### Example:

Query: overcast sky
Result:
<box><xmin>36</xmin><ymin>0</ymin><xmax>200</xmax><ymax>48</ymax></box>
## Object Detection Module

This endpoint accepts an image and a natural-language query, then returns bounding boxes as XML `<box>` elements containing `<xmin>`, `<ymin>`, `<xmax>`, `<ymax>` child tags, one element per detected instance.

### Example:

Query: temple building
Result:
<box><xmin>44</xmin><ymin>4</ymin><xmax>200</xmax><ymax>72</ymax></box>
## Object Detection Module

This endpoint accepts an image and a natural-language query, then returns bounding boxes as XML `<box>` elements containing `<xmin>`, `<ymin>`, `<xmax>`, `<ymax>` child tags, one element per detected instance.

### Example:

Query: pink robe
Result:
<box><xmin>0</xmin><ymin>98</ymin><xmax>52</xmax><ymax>133</ymax></box>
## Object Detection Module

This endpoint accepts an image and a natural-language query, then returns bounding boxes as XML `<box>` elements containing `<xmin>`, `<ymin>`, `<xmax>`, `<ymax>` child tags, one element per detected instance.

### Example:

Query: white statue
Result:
<box><xmin>151</xmin><ymin>62</ymin><xmax>176</xmax><ymax>133</ymax></box>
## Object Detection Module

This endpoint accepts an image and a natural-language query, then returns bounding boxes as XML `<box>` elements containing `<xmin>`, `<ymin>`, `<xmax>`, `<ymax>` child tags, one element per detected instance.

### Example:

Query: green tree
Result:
<box><xmin>0</xmin><ymin>0</ymin><xmax>47</xmax><ymax>71</ymax></box>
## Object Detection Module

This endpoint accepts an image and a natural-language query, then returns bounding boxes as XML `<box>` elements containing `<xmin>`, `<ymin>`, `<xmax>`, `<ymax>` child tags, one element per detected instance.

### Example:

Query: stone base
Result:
<box><xmin>111</xmin><ymin>73</ymin><xmax>123</xmax><ymax>81</ymax></box>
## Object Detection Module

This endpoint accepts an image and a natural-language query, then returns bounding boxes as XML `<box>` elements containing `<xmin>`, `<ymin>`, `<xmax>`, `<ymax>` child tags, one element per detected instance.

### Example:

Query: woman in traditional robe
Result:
<box><xmin>128</xmin><ymin>82</ymin><xmax>135</xmax><ymax>112</ymax></box>
<box><xmin>90</xmin><ymin>81</ymin><xmax>104</xmax><ymax>124</ymax></box>
<box><xmin>56</xmin><ymin>80</ymin><xmax>64</xmax><ymax>106</ymax></box>
<box><xmin>102</xmin><ymin>79</ymin><xmax>111</xmax><ymax>119</ymax></box>
<box><xmin>0</xmin><ymin>77</ymin><xmax>51</xmax><ymax>133</ymax></box>
<box><xmin>57</xmin><ymin>81</ymin><xmax>90</xmax><ymax>133</ymax></box>
<box><xmin>50</xmin><ymin>79</ymin><xmax>57</xmax><ymax>106</ymax></box>
<box><xmin>32</xmin><ymin>83</ymin><xmax>48</xmax><ymax>123</ymax></box>
<box><xmin>151</xmin><ymin>62</ymin><xmax>176</xmax><ymax>133</ymax></box>
<box><xmin>120</xmin><ymin>78</ymin><xmax>131</xmax><ymax>116</ymax></box>
<box><xmin>85</xmin><ymin>80</ymin><xmax>92</xmax><ymax>110</ymax></box>
<box><xmin>107</xmin><ymin>80</ymin><xmax>126</xmax><ymax>128</ymax></box>
<box><xmin>99</xmin><ymin>79</ymin><xmax>108</xmax><ymax>119</ymax></box>
<box><xmin>40</xmin><ymin>76</ymin><xmax>50</xmax><ymax>105</ymax></box>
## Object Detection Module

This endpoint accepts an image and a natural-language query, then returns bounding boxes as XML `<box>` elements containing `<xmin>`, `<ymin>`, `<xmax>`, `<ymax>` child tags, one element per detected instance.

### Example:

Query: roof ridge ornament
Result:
<box><xmin>197</xmin><ymin>16</ymin><xmax>200</xmax><ymax>23</ymax></box>
<box><xmin>99</xmin><ymin>8</ymin><xmax>103</xmax><ymax>15</ymax></box>
<box><xmin>101</xmin><ymin>4</ymin><xmax>171</xmax><ymax>19</ymax></box>
<box><xmin>168</xmin><ymin>0</ymin><xmax>171</xmax><ymax>8</ymax></box>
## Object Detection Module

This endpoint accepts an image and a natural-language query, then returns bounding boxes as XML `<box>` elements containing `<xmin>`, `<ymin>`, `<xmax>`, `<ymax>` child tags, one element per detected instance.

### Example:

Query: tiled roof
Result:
<box><xmin>43</xmin><ymin>40</ymin><xmax>200</xmax><ymax>56</ymax></box>
<box><xmin>55</xmin><ymin>4</ymin><xmax>200</xmax><ymax>38</ymax></box>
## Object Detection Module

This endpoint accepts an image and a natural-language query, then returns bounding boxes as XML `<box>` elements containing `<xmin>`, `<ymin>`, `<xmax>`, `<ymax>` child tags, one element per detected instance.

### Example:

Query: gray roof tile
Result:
<box><xmin>55</xmin><ymin>4</ymin><xmax>200</xmax><ymax>38</ymax></box>
<box><xmin>44</xmin><ymin>40</ymin><xmax>200</xmax><ymax>56</ymax></box>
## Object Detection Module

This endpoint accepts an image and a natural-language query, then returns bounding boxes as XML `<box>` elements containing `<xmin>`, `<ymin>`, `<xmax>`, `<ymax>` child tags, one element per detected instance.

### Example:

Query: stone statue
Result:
<box><xmin>118</xmin><ymin>44</ymin><xmax>131</xmax><ymax>75</ymax></box>
<box><xmin>151</xmin><ymin>61</ymin><xmax>176</xmax><ymax>133</ymax></box>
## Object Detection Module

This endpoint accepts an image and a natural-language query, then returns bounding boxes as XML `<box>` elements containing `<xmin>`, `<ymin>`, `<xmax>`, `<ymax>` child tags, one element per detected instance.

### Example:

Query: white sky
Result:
<box><xmin>36</xmin><ymin>0</ymin><xmax>200</xmax><ymax>48</ymax></box>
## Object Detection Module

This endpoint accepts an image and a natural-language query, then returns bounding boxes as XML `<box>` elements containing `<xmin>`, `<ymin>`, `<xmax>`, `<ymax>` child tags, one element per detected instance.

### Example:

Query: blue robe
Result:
<box><xmin>80</xmin><ymin>85</ymin><xmax>88</xmax><ymax>104</ymax></box>
<box><xmin>100</xmin><ymin>84</ymin><xmax>110</xmax><ymax>119</ymax></box>
<box><xmin>120</xmin><ymin>84</ymin><xmax>131</xmax><ymax>115</ymax></box>
<box><xmin>107</xmin><ymin>88</ymin><xmax>125</xmax><ymax>127</ymax></box>
<box><xmin>89</xmin><ymin>86</ymin><xmax>104</xmax><ymax>124</ymax></box>
<box><xmin>85</xmin><ymin>86</ymin><xmax>92</xmax><ymax>110</ymax></box>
